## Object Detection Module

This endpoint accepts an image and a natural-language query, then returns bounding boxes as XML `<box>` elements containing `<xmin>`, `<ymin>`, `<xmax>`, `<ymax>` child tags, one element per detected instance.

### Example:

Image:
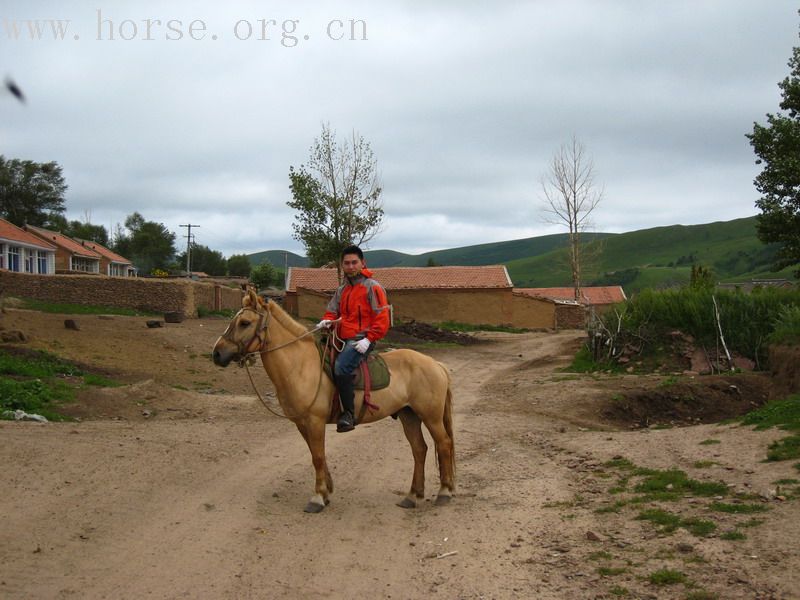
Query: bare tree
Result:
<box><xmin>540</xmin><ymin>135</ymin><xmax>604</xmax><ymax>301</ymax></box>
<box><xmin>287</xmin><ymin>123</ymin><xmax>384</xmax><ymax>273</ymax></box>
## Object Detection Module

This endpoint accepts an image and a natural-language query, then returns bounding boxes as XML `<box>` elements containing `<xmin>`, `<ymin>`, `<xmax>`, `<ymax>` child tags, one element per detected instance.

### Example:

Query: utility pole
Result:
<box><xmin>180</xmin><ymin>224</ymin><xmax>200</xmax><ymax>277</ymax></box>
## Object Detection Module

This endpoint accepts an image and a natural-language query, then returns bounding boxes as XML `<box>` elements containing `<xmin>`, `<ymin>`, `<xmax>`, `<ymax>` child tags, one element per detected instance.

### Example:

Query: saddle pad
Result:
<box><xmin>322</xmin><ymin>349</ymin><xmax>391</xmax><ymax>391</ymax></box>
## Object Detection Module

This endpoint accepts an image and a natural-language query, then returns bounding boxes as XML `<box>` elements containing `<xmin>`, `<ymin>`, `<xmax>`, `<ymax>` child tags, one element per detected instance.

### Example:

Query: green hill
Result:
<box><xmin>507</xmin><ymin>216</ymin><xmax>791</xmax><ymax>292</ymax></box>
<box><xmin>247</xmin><ymin>250</ymin><xmax>308</xmax><ymax>269</ymax></box>
<box><xmin>247</xmin><ymin>216</ymin><xmax>796</xmax><ymax>293</ymax></box>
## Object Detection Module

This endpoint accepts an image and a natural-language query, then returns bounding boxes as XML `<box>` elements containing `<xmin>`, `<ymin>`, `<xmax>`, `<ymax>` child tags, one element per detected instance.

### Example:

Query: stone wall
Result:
<box><xmin>555</xmin><ymin>304</ymin><xmax>587</xmax><ymax>329</ymax></box>
<box><xmin>0</xmin><ymin>270</ymin><xmax>242</xmax><ymax>316</ymax></box>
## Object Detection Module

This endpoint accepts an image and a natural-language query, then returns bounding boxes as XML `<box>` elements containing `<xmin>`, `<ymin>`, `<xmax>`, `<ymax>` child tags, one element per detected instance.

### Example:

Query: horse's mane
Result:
<box><xmin>267</xmin><ymin>299</ymin><xmax>314</xmax><ymax>339</ymax></box>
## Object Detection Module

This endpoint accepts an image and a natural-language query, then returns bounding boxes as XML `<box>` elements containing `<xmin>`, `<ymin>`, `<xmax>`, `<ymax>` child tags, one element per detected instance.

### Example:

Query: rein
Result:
<box><xmin>224</xmin><ymin>304</ymin><xmax>338</xmax><ymax>420</ymax></box>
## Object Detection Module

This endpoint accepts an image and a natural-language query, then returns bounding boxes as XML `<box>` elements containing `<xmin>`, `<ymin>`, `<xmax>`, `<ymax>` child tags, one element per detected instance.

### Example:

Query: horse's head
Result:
<box><xmin>212</xmin><ymin>287</ymin><xmax>270</xmax><ymax>367</ymax></box>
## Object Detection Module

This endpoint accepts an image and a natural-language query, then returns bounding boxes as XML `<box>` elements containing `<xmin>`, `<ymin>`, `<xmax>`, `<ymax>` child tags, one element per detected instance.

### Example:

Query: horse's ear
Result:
<box><xmin>247</xmin><ymin>287</ymin><xmax>260</xmax><ymax>308</ymax></box>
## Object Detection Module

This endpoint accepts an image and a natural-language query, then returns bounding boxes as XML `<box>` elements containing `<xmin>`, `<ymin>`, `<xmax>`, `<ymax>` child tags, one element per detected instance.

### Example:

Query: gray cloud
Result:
<box><xmin>1</xmin><ymin>0</ymin><xmax>797</xmax><ymax>257</ymax></box>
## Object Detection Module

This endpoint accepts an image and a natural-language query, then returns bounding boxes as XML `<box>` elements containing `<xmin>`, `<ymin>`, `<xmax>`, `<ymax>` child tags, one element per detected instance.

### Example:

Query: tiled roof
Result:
<box><xmin>25</xmin><ymin>225</ymin><xmax>102</xmax><ymax>259</ymax></box>
<box><xmin>516</xmin><ymin>286</ymin><xmax>627</xmax><ymax>306</ymax></box>
<box><xmin>288</xmin><ymin>265</ymin><xmax>513</xmax><ymax>293</ymax></box>
<box><xmin>0</xmin><ymin>218</ymin><xmax>57</xmax><ymax>250</ymax></box>
<box><xmin>75</xmin><ymin>239</ymin><xmax>132</xmax><ymax>265</ymax></box>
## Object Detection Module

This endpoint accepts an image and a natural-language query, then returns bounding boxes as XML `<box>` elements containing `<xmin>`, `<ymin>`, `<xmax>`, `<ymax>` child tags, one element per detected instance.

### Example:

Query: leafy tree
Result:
<box><xmin>0</xmin><ymin>156</ymin><xmax>67</xmax><ymax>227</ymax></box>
<box><xmin>112</xmin><ymin>212</ymin><xmax>176</xmax><ymax>273</ymax></box>
<box><xmin>250</xmin><ymin>262</ymin><xmax>277</xmax><ymax>289</ymax></box>
<box><xmin>68</xmin><ymin>220</ymin><xmax>109</xmax><ymax>245</ymax></box>
<box><xmin>287</xmin><ymin>123</ymin><xmax>384</xmax><ymax>270</ymax></box>
<box><xmin>426</xmin><ymin>257</ymin><xmax>439</xmax><ymax>267</ymax></box>
<box><xmin>747</xmin><ymin>17</ymin><xmax>800</xmax><ymax>277</ymax></box>
<box><xmin>689</xmin><ymin>264</ymin><xmax>715</xmax><ymax>290</ymax></box>
<box><xmin>540</xmin><ymin>135</ymin><xmax>604</xmax><ymax>301</ymax></box>
<box><xmin>227</xmin><ymin>254</ymin><xmax>252</xmax><ymax>277</ymax></box>
<box><xmin>176</xmin><ymin>244</ymin><xmax>227</xmax><ymax>276</ymax></box>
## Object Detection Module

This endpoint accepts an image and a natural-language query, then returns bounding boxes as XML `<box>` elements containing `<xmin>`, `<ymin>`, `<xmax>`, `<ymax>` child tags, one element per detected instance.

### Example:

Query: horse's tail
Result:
<box><xmin>439</xmin><ymin>362</ymin><xmax>456</xmax><ymax>490</ymax></box>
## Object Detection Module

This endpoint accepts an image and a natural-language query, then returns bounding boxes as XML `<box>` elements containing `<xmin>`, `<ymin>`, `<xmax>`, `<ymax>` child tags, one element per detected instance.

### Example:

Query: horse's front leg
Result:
<box><xmin>297</xmin><ymin>417</ymin><xmax>332</xmax><ymax>513</ymax></box>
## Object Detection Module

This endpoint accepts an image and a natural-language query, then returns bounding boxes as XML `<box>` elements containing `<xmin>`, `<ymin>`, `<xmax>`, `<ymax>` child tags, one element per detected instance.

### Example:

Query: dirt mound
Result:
<box><xmin>602</xmin><ymin>373</ymin><xmax>773</xmax><ymax>429</ymax></box>
<box><xmin>388</xmin><ymin>320</ymin><xmax>483</xmax><ymax>345</ymax></box>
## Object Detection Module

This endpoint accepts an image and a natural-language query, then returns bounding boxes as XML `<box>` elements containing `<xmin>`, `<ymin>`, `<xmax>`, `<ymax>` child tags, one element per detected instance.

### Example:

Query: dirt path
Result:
<box><xmin>1</xmin><ymin>312</ymin><xmax>798</xmax><ymax>599</ymax></box>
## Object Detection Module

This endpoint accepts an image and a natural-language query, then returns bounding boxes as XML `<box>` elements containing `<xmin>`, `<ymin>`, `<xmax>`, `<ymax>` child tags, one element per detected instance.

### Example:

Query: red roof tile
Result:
<box><xmin>75</xmin><ymin>238</ymin><xmax>132</xmax><ymax>264</ymax></box>
<box><xmin>0</xmin><ymin>218</ymin><xmax>57</xmax><ymax>250</ymax></box>
<box><xmin>289</xmin><ymin>265</ymin><xmax>512</xmax><ymax>293</ymax></box>
<box><xmin>24</xmin><ymin>225</ymin><xmax>102</xmax><ymax>259</ymax></box>
<box><xmin>516</xmin><ymin>286</ymin><xmax>627</xmax><ymax>306</ymax></box>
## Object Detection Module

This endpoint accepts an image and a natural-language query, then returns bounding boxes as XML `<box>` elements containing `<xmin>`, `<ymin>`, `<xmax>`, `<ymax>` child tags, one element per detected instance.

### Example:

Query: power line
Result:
<box><xmin>179</xmin><ymin>224</ymin><xmax>200</xmax><ymax>277</ymax></box>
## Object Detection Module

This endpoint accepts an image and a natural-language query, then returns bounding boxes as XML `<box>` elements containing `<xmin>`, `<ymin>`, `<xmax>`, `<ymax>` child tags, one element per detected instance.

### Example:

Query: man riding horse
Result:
<box><xmin>317</xmin><ymin>245</ymin><xmax>390</xmax><ymax>433</ymax></box>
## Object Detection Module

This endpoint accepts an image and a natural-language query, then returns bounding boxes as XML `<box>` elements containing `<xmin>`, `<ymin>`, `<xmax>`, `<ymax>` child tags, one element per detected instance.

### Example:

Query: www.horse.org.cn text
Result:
<box><xmin>2</xmin><ymin>10</ymin><xmax>369</xmax><ymax>47</ymax></box>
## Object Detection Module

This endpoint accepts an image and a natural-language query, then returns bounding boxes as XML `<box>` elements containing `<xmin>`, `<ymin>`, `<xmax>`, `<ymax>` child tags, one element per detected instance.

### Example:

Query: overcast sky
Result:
<box><xmin>1</xmin><ymin>1</ymin><xmax>797</xmax><ymax>257</ymax></box>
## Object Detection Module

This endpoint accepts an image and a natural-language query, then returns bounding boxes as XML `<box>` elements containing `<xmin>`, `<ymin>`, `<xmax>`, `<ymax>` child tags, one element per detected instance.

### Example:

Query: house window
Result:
<box><xmin>71</xmin><ymin>257</ymin><xmax>98</xmax><ymax>273</ymax></box>
<box><xmin>24</xmin><ymin>250</ymin><xmax>34</xmax><ymax>273</ymax></box>
<box><xmin>8</xmin><ymin>246</ymin><xmax>20</xmax><ymax>272</ymax></box>
<box><xmin>37</xmin><ymin>251</ymin><xmax>48</xmax><ymax>274</ymax></box>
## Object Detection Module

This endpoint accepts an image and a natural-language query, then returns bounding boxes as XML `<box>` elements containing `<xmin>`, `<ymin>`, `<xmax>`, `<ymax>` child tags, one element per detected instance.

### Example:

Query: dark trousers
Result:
<box><xmin>334</xmin><ymin>339</ymin><xmax>372</xmax><ymax>414</ymax></box>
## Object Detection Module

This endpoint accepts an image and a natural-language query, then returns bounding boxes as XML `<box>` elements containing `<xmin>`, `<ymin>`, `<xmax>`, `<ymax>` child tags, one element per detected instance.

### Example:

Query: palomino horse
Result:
<box><xmin>212</xmin><ymin>288</ymin><xmax>456</xmax><ymax>513</ymax></box>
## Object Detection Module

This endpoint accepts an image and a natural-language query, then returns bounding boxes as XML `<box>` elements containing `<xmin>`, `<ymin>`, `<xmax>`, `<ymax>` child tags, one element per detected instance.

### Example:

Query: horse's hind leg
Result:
<box><xmin>421</xmin><ymin>417</ymin><xmax>455</xmax><ymax>506</ymax></box>
<box><xmin>397</xmin><ymin>408</ymin><xmax>427</xmax><ymax>509</ymax></box>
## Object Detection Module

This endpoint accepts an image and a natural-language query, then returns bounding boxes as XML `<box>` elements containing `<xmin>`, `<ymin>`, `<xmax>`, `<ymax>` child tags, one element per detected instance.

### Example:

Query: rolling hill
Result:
<box><xmin>247</xmin><ymin>216</ymin><xmax>796</xmax><ymax>292</ymax></box>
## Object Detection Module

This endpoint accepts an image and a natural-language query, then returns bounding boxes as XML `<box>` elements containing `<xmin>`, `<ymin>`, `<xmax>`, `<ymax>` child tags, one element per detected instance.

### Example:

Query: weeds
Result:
<box><xmin>648</xmin><ymin>568</ymin><xmax>688</xmax><ymax>585</ymax></box>
<box><xmin>709</xmin><ymin>502</ymin><xmax>768</xmax><ymax>514</ymax></box>
<box><xmin>699</xmin><ymin>439</ymin><xmax>721</xmax><ymax>445</ymax></box>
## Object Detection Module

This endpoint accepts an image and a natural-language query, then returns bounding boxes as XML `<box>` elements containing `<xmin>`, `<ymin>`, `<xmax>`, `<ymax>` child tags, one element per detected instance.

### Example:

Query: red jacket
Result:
<box><xmin>323</xmin><ymin>268</ymin><xmax>390</xmax><ymax>343</ymax></box>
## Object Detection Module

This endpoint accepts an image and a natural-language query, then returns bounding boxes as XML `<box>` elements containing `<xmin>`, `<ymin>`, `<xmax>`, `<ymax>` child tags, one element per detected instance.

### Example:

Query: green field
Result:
<box><xmin>248</xmin><ymin>216</ymin><xmax>797</xmax><ymax>293</ymax></box>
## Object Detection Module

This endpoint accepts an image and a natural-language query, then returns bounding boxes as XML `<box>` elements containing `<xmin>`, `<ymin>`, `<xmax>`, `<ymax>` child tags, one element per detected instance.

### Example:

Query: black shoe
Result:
<box><xmin>336</xmin><ymin>411</ymin><xmax>356</xmax><ymax>433</ymax></box>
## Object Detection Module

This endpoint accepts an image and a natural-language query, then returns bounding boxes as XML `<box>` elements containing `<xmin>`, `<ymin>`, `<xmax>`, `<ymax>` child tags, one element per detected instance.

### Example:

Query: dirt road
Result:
<box><xmin>1</xmin><ymin>311</ymin><xmax>798</xmax><ymax>599</ymax></box>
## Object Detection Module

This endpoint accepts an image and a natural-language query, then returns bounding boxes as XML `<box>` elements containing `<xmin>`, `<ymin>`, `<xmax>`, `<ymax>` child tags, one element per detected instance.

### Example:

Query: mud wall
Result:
<box><xmin>0</xmin><ymin>270</ymin><xmax>242</xmax><ymax>316</ymax></box>
<box><xmin>511</xmin><ymin>294</ymin><xmax>556</xmax><ymax>329</ymax></box>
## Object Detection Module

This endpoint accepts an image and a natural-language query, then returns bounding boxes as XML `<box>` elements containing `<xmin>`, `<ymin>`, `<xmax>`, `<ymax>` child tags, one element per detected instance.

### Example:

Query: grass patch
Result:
<box><xmin>598</xmin><ymin>566</ymin><xmax>627</xmax><ymax>577</ymax></box>
<box><xmin>767</xmin><ymin>434</ymin><xmax>800</xmax><ymax>462</ymax></box>
<box><xmin>609</xmin><ymin>586</ymin><xmax>629</xmax><ymax>597</ymax></box>
<box><xmin>693</xmin><ymin>460</ymin><xmax>717</xmax><ymax>468</ymax></box>
<box><xmin>741</xmin><ymin>394</ymin><xmax>800</xmax><ymax>431</ymax></box>
<box><xmin>436</xmin><ymin>321</ymin><xmax>528</xmax><ymax>334</ymax></box>
<box><xmin>699</xmin><ymin>439</ymin><xmax>721</xmax><ymax>445</ymax></box>
<box><xmin>637</xmin><ymin>508</ymin><xmax>681</xmax><ymax>533</ymax></box>
<box><xmin>634</xmin><ymin>469</ymin><xmax>728</xmax><ymax>498</ymax></box>
<box><xmin>720</xmin><ymin>531</ymin><xmax>746</xmax><ymax>541</ymax></box>
<box><xmin>636</xmin><ymin>509</ymin><xmax>717</xmax><ymax>538</ymax></box>
<box><xmin>0</xmin><ymin>378</ymin><xmax>73</xmax><ymax>421</ymax></box>
<box><xmin>566</xmin><ymin>345</ymin><xmax>623</xmax><ymax>373</ymax></box>
<box><xmin>774</xmin><ymin>478</ymin><xmax>800</xmax><ymax>485</ymax></box>
<box><xmin>648</xmin><ymin>568</ymin><xmax>688</xmax><ymax>586</ymax></box>
<box><xmin>19</xmin><ymin>298</ymin><xmax>155</xmax><ymax>316</ymax></box>
<box><xmin>685</xmin><ymin>591</ymin><xmax>719</xmax><ymax>600</ymax></box>
<box><xmin>739</xmin><ymin>518</ymin><xmax>766</xmax><ymax>528</ymax></box>
<box><xmin>595</xmin><ymin>500</ymin><xmax>628</xmax><ymax>514</ymax></box>
<box><xmin>82</xmin><ymin>373</ymin><xmax>122</xmax><ymax>387</ymax></box>
<box><xmin>709</xmin><ymin>502</ymin><xmax>768</xmax><ymax>514</ymax></box>
<box><xmin>589</xmin><ymin>551</ymin><xmax>614</xmax><ymax>561</ymax></box>
<box><xmin>681</xmin><ymin>518</ymin><xmax>717</xmax><ymax>537</ymax></box>
<box><xmin>0</xmin><ymin>348</ymin><xmax>120</xmax><ymax>420</ymax></box>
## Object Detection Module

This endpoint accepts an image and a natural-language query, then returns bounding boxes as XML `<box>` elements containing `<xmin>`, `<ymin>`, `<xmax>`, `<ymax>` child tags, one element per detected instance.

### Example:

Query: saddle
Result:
<box><xmin>320</xmin><ymin>341</ymin><xmax>391</xmax><ymax>424</ymax></box>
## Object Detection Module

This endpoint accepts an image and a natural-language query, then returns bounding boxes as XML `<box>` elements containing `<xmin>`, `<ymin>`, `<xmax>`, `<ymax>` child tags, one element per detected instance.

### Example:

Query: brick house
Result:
<box><xmin>0</xmin><ymin>218</ymin><xmax>57</xmax><ymax>274</ymax></box>
<box><xmin>24</xmin><ymin>225</ymin><xmax>103</xmax><ymax>274</ymax></box>
<box><xmin>286</xmin><ymin>265</ymin><xmax>515</xmax><ymax>326</ymax></box>
<box><xmin>75</xmin><ymin>238</ymin><xmax>136</xmax><ymax>277</ymax></box>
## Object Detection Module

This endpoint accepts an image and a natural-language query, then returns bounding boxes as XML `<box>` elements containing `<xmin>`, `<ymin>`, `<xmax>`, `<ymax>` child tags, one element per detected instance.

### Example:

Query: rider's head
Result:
<box><xmin>341</xmin><ymin>245</ymin><xmax>365</xmax><ymax>278</ymax></box>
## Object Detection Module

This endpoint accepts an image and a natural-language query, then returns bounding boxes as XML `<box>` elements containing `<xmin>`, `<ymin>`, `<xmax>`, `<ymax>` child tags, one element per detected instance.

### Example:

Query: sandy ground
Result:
<box><xmin>1</xmin><ymin>309</ymin><xmax>799</xmax><ymax>599</ymax></box>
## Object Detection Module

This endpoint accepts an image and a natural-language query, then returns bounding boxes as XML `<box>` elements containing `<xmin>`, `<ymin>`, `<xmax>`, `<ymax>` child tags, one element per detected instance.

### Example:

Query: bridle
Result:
<box><xmin>219</xmin><ymin>300</ymin><xmax>334</xmax><ymax>419</ymax></box>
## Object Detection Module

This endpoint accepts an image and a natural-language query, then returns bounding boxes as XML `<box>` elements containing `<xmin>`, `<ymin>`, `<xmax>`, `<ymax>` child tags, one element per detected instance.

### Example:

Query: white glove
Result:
<box><xmin>354</xmin><ymin>338</ymin><xmax>371</xmax><ymax>354</ymax></box>
<box><xmin>316</xmin><ymin>319</ymin><xmax>332</xmax><ymax>330</ymax></box>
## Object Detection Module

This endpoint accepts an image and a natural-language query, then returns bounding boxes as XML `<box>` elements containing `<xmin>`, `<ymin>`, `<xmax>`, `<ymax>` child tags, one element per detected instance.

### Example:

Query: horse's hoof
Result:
<box><xmin>303</xmin><ymin>501</ymin><xmax>326</xmax><ymax>513</ymax></box>
<box><xmin>396</xmin><ymin>497</ymin><xmax>416</xmax><ymax>509</ymax></box>
<box><xmin>434</xmin><ymin>495</ymin><xmax>452</xmax><ymax>506</ymax></box>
